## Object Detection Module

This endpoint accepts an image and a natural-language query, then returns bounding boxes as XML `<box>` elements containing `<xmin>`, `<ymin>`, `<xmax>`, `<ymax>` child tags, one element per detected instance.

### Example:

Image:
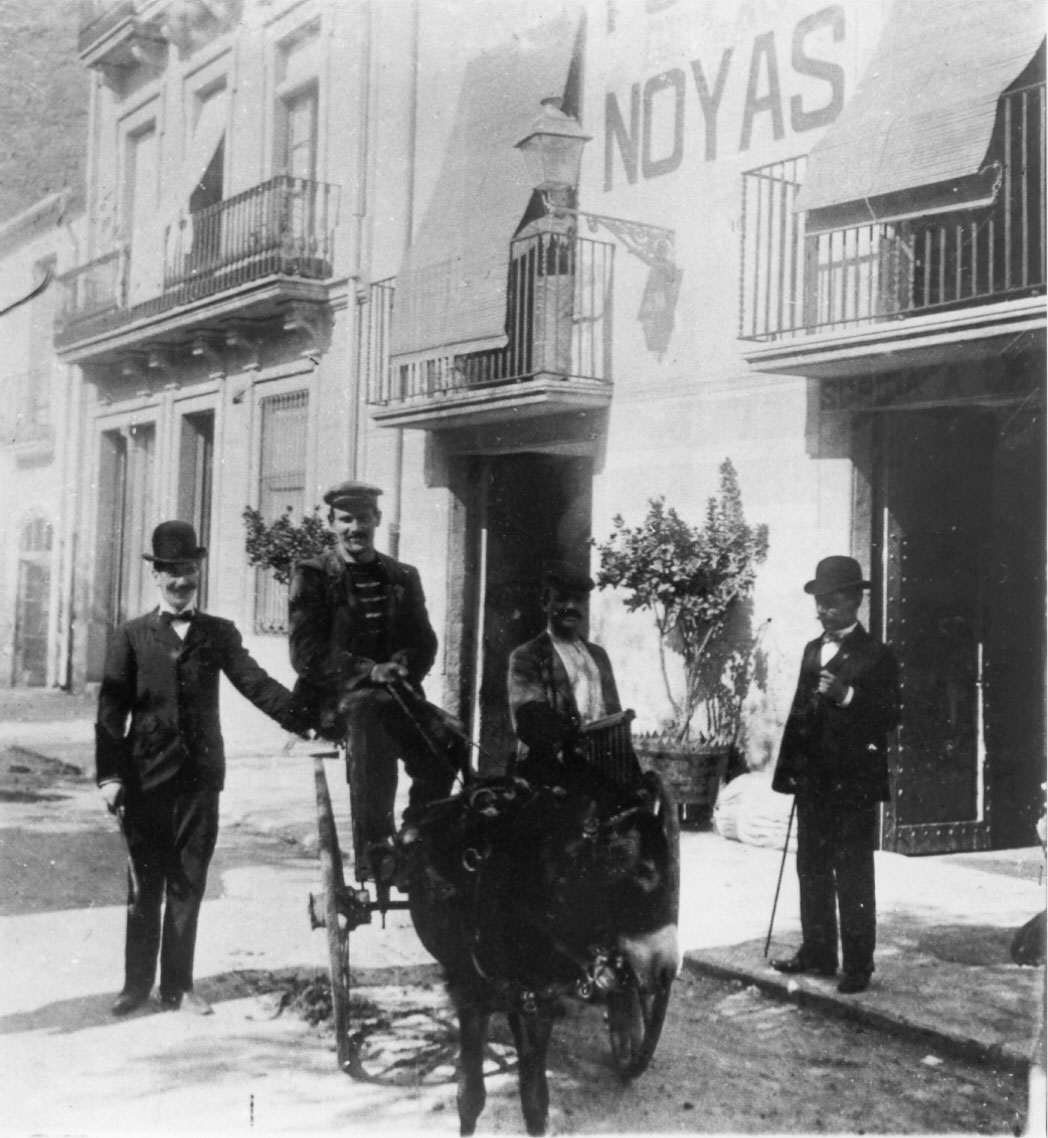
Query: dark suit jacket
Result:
<box><xmin>288</xmin><ymin>548</ymin><xmax>437</xmax><ymax>723</ymax></box>
<box><xmin>95</xmin><ymin>610</ymin><xmax>299</xmax><ymax>794</ymax></box>
<box><xmin>772</xmin><ymin>623</ymin><xmax>900</xmax><ymax>808</ymax></box>
<box><xmin>507</xmin><ymin>630</ymin><xmax>621</xmax><ymax>762</ymax></box>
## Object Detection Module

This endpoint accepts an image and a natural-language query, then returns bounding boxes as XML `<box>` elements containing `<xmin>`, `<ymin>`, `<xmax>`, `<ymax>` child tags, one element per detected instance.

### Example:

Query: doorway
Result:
<box><xmin>177</xmin><ymin>410</ymin><xmax>215</xmax><ymax>609</ymax></box>
<box><xmin>464</xmin><ymin>452</ymin><xmax>593</xmax><ymax>772</ymax></box>
<box><xmin>87</xmin><ymin>422</ymin><xmax>156</xmax><ymax>681</ymax></box>
<box><xmin>877</xmin><ymin>403</ymin><xmax>1046</xmax><ymax>852</ymax></box>
<box><xmin>13</xmin><ymin>516</ymin><xmax>52</xmax><ymax>686</ymax></box>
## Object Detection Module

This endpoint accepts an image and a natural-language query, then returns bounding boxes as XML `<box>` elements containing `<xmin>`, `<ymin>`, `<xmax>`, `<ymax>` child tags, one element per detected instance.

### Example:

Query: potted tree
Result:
<box><xmin>242</xmin><ymin>505</ymin><xmax>333</xmax><ymax>587</ymax></box>
<box><xmin>594</xmin><ymin>458</ymin><xmax>769</xmax><ymax>823</ymax></box>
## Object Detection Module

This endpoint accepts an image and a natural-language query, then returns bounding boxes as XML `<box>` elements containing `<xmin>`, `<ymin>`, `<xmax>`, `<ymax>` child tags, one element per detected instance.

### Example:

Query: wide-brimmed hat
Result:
<box><xmin>542</xmin><ymin>560</ymin><xmax>594</xmax><ymax>593</ymax></box>
<box><xmin>804</xmin><ymin>555</ymin><xmax>869</xmax><ymax>596</ymax></box>
<box><xmin>323</xmin><ymin>480</ymin><xmax>384</xmax><ymax>511</ymax></box>
<box><xmin>143</xmin><ymin>520</ymin><xmax>207</xmax><ymax>563</ymax></box>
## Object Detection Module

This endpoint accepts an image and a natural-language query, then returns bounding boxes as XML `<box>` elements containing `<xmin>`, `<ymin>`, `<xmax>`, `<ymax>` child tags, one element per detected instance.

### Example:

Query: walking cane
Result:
<box><xmin>115</xmin><ymin>806</ymin><xmax>141</xmax><ymax>907</ymax></box>
<box><xmin>764</xmin><ymin>798</ymin><xmax>796</xmax><ymax>957</ymax></box>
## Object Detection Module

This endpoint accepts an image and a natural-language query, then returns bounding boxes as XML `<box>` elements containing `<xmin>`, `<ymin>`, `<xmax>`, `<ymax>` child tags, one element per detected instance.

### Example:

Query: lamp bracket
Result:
<box><xmin>541</xmin><ymin>192</ymin><xmax>676</xmax><ymax>268</ymax></box>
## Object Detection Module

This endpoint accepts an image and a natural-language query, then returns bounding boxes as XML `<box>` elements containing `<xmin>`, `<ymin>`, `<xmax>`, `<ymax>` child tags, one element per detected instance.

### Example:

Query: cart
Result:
<box><xmin>306</xmin><ymin>688</ymin><xmax>680</xmax><ymax>1081</ymax></box>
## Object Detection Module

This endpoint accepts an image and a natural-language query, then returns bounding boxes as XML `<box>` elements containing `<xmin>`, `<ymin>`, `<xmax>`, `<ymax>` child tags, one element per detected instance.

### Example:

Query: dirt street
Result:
<box><xmin>0</xmin><ymin>744</ymin><xmax>1027</xmax><ymax>1136</ymax></box>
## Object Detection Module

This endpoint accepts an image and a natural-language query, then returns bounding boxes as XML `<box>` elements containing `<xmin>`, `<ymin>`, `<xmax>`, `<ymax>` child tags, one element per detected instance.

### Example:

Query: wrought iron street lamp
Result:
<box><xmin>515</xmin><ymin>98</ymin><xmax>677</xmax><ymax>271</ymax></box>
<box><xmin>515</xmin><ymin>98</ymin><xmax>681</xmax><ymax>354</ymax></box>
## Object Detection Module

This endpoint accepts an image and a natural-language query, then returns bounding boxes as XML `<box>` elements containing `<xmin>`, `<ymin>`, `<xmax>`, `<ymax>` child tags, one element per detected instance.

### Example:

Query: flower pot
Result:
<box><xmin>635</xmin><ymin>740</ymin><xmax>732</xmax><ymax>827</ymax></box>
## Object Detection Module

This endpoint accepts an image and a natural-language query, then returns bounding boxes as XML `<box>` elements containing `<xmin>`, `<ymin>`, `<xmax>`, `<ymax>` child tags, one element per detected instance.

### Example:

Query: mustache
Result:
<box><xmin>554</xmin><ymin>607</ymin><xmax>583</xmax><ymax>619</ymax></box>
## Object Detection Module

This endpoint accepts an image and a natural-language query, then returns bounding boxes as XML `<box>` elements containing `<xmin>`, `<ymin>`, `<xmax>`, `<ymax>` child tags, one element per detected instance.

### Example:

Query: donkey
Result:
<box><xmin>404</xmin><ymin>774</ymin><xmax>679</xmax><ymax>1136</ymax></box>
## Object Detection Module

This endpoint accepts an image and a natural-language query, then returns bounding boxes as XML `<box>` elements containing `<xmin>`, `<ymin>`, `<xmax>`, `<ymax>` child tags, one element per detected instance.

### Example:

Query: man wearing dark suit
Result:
<box><xmin>507</xmin><ymin>561</ymin><xmax>640</xmax><ymax>789</ymax></box>
<box><xmin>288</xmin><ymin>480</ymin><xmax>456</xmax><ymax>881</ymax></box>
<box><xmin>97</xmin><ymin>521</ymin><xmax>305</xmax><ymax>1017</ymax></box>
<box><xmin>771</xmin><ymin>556</ymin><xmax>900</xmax><ymax>994</ymax></box>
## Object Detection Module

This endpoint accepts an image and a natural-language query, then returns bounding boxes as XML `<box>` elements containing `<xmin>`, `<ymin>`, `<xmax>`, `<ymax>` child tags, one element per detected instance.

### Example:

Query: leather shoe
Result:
<box><xmin>771</xmin><ymin>954</ymin><xmax>837</xmax><ymax>978</ymax></box>
<box><xmin>837</xmin><ymin>973</ymin><xmax>870</xmax><ymax>994</ymax></box>
<box><xmin>111</xmin><ymin>988</ymin><xmax>150</xmax><ymax>1016</ymax></box>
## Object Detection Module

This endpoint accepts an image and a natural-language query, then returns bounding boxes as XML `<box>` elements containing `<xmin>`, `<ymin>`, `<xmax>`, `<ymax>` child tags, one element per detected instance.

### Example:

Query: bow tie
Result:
<box><xmin>161</xmin><ymin>610</ymin><xmax>194</xmax><ymax>625</ymax></box>
<box><xmin>822</xmin><ymin>631</ymin><xmax>845</xmax><ymax>644</ymax></box>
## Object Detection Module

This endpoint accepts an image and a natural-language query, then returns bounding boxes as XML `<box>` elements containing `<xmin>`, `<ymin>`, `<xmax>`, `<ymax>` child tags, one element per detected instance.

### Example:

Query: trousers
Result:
<box><xmin>795</xmin><ymin>796</ymin><xmax>878</xmax><ymax>977</ymax></box>
<box><xmin>121</xmin><ymin>785</ymin><xmax>220</xmax><ymax>996</ymax></box>
<box><xmin>339</xmin><ymin>687</ymin><xmax>459</xmax><ymax>848</ymax></box>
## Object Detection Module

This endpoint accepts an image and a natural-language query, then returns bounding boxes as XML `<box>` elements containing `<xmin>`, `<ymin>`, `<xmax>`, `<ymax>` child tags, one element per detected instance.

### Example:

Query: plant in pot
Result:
<box><xmin>594</xmin><ymin>458</ymin><xmax>769</xmax><ymax>823</ymax></box>
<box><xmin>242</xmin><ymin>505</ymin><xmax>334</xmax><ymax>587</ymax></box>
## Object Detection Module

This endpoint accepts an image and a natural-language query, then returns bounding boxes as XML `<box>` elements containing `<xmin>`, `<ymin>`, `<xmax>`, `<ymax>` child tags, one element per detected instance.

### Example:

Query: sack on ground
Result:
<box><xmin>714</xmin><ymin>772</ymin><xmax>796</xmax><ymax>851</ymax></box>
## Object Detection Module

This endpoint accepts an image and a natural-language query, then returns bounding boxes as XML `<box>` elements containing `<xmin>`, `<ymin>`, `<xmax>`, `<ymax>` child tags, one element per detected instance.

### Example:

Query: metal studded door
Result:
<box><xmin>878</xmin><ymin>410</ymin><xmax>992</xmax><ymax>854</ymax></box>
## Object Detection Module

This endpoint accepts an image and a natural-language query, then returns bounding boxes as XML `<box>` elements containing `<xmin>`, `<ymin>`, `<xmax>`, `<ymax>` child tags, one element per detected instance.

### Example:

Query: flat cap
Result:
<box><xmin>542</xmin><ymin>559</ymin><xmax>594</xmax><ymax>592</ymax></box>
<box><xmin>323</xmin><ymin>480</ymin><xmax>384</xmax><ymax>510</ymax></box>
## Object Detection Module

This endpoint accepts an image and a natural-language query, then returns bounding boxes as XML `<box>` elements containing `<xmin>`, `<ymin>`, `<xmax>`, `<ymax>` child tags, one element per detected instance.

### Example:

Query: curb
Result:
<box><xmin>680</xmin><ymin>952</ymin><xmax>1032</xmax><ymax>1074</ymax></box>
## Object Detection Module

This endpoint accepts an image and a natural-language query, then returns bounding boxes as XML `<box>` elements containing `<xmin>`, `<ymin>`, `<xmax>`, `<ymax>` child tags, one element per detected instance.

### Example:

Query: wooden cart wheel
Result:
<box><xmin>314</xmin><ymin>756</ymin><xmax>353</xmax><ymax>1074</ymax></box>
<box><xmin>607</xmin><ymin>770</ymin><xmax>680</xmax><ymax>1079</ymax></box>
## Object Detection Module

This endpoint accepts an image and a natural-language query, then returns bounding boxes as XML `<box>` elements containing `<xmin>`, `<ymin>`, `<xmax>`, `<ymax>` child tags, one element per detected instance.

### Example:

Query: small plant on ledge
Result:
<box><xmin>242</xmin><ymin>505</ymin><xmax>334</xmax><ymax>585</ymax></box>
<box><xmin>594</xmin><ymin>458</ymin><xmax>769</xmax><ymax>751</ymax></box>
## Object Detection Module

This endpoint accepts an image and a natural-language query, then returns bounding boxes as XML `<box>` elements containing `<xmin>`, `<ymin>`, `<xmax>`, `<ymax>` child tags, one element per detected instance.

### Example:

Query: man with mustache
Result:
<box><xmin>96</xmin><ymin>521</ymin><xmax>307</xmax><ymax>1016</ymax></box>
<box><xmin>288</xmin><ymin>480</ymin><xmax>456</xmax><ymax>882</ymax></box>
<box><xmin>507</xmin><ymin>561</ymin><xmax>640</xmax><ymax>789</ymax></box>
<box><xmin>770</xmin><ymin>556</ymin><xmax>900</xmax><ymax>995</ymax></box>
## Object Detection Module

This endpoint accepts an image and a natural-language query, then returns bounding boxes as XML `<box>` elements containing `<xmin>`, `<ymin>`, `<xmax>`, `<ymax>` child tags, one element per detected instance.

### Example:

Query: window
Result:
<box><xmin>124</xmin><ymin>122</ymin><xmax>159</xmax><ymax>303</ymax></box>
<box><xmin>255</xmin><ymin>389</ymin><xmax>308</xmax><ymax>633</ymax></box>
<box><xmin>281</xmin><ymin>84</ymin><xmax>318</xmax><ymax>180</ymax></box>
<box><xmin>97</xmin><ymin>422</ymin><xmax>157</xmax><ymax>629</ymax></box>
<box><xmin>14</xmin><ymin>516</ymin><xmax>52</xmax><ymax>686</ymax></box>
<box><xmin>177</xmin><ymin>411</ymin><xmax>215</xmax><ymax>608</ymax></box>
<box><xmin>275</xmin><ymin>18</ymin><xmax>320</xmax><ymax>180</ymax></box>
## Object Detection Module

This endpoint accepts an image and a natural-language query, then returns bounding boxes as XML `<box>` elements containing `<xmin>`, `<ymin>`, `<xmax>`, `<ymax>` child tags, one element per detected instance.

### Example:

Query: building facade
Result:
<box><xmin>54</xmin><ymin>0</ymin><xmax>418</xmax><ymax>701</ymax></box>
<box><xmin>0</xmin><ymin>193</ymin><xmax>83</xmax><ymax>689</ymax></box>
<box><xmin>49</xmin><ymin>0</ymin><xmax>1045</xmax><ymax>853</ymax></box>
<box><xmin>363</xmin><ymin>0</ymin><xmax>1046</xmax><ymax>853</ymax></box>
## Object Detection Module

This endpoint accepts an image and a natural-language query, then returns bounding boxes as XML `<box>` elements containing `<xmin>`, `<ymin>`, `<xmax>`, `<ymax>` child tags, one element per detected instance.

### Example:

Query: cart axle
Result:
<box><xmin>309</xmin><ymin>886</ymin><xmax>374</xmax><ymax>931</ymax></box>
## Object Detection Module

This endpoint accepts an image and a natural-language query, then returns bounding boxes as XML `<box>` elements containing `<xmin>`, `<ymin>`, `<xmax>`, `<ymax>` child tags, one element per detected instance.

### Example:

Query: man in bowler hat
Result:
<box><xmin>771</xmin><ymin>556</ymin><xmax>900</xmax><ymax>994</ymax></box>
<box><xmin>97</xmin><ymin>521</ymin><xmax>306</xmax><ymax>1016</ymax></box>
<box><xmin>507</xmin><ymin>560</ymin><xmax>641</xmax><ymax>790</ymax></box>
<box><xmin>288</xmin><ymin>481</ymin><xmax>458</xmax><ymax>882</ymax></box>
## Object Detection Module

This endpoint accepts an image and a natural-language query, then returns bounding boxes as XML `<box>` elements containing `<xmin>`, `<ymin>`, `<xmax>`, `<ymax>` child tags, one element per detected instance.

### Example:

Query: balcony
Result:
<box><xmin>367</xmin><ymin>231</ymin><xmax>614</xmax><ymax>430</ymax></box>
<box><xmin>738</xmin><ymin>83</ymin><xmax>1045</xmax><ymax>378</ymax></box>
<box><xmin>55</xmin><ymin>175</ymin><xmax>339</xmax><ymax>364</ymax></box>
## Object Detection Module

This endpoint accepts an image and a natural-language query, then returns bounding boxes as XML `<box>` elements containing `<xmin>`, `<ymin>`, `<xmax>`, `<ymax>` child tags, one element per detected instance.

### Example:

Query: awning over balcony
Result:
<box><xmin>163</xmin><ymin>86</ymin><xmax>227</xmax><ymax>220</ymax></box>
<box><xmin>389</xmin><ymin>11</ymin><xmax>582</xmax><ymax>362</ymax></box>
<box><xmin>794</xmin><ymin>0</ymin><xmax>1045</xmax><ymax>218</ymax></box>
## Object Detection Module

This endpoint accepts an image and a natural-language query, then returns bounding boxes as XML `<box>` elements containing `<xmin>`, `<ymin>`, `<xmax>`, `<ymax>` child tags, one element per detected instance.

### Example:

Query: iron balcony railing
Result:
<box><xmin>367</xmin><ymin>231</ymin><xmax>614</xmax><ymax>406</ymax></box>
<box><xmin>163</xmin><ymin>175</ymin><xmax>338</xmax><ymax>303</ymax></box>
<box><xmin>56</xmin><ymin>246</ymin><xmax>127</xmax><ymax>330</ymax></box>
<box><xmin>739</xmin><ymin>83</ymin><xmax>1045</xmax><ymax>341</ymax></box>
<box><xmin>55</xmin><ymin>175</ymin><xmax>338</xmax><ymax>345</ymax></box>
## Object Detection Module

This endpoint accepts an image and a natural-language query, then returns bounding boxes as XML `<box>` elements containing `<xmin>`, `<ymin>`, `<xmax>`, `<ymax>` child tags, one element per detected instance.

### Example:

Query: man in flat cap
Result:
<box><xmin>507</xmin><ymin>560</ymin><xmax>640</xmax><ymax>789</ymax></box>
<box><xmin>288</xmin><ymin>481</ymin><xmax>456</xmax><ymax>881</ymax></box>
<box><xmin>771</xmin><ymin>555</ymin><xmax>900</xmax><ymax>994</ymax></box>
<box><xmin>96</xmin><ymin>521</ymin><xmax>307</xmax><ymax>1017</ymax></box>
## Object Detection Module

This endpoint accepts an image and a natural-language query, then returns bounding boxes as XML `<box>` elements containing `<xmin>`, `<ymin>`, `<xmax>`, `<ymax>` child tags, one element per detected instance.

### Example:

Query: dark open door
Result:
<box><xmin>467</xmin><ymin>452</ymin><xmax>593</xmax><ymax>774</ymax></box>
<box><xmin>878</xmin><ymin>403</ymin><xmax>1046</xmax><ymax>853</ymax></box>
<box><xmin>879</xmin><ymin>410</ymin><xmax>992</xmax><ymax>854</ymax></box>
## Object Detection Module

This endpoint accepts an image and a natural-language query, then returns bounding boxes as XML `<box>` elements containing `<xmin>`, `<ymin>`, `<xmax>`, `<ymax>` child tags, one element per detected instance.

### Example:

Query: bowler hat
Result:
<box><xmin>323</xmin><ymin>480</ymin><xmax>383</xmax><ymax>511</ymax></box>
<box><xmin>804</xmin><ymin>555</ymin><xmax>869</xmax><ymax>596</ymax></box>
<box><xmin>542</xmin><ymin>559</ymin><xmax>594</xmax><ymax>593</ymax></box>
<box><xmin>143</xmin><ymin>520</ymin><xmax>207</xmax><ymax>563</ymax></box>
